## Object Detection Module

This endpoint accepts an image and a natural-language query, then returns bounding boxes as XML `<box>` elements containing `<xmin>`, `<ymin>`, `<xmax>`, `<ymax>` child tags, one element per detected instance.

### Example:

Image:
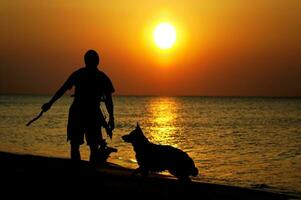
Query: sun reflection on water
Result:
<box><xmin>147</xmin><ymin>98</ymin><xmax>180</xmax><ymax>147</ymax></box>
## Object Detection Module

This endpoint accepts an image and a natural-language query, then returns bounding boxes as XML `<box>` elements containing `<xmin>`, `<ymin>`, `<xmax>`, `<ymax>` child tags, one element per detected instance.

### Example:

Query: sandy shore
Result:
<box><xmin>0</xmin><ymin>151</ymin><xmax>297</xmax><ymax>199</ymax></box>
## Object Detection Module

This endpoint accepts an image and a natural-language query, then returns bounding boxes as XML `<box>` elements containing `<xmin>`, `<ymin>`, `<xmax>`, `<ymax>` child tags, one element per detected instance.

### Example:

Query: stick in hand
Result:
<box><xmin>26</xmin><ymin>110</ymin><xmax>44</xmax><ymax>126</ymax></box>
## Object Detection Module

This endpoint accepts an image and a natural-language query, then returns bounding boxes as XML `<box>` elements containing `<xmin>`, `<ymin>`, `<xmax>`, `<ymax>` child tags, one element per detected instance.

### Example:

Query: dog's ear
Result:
<box><xmin>136</xmin><ymin>122</ymin><xmax>142</xmax><ymax>131</ymax></box>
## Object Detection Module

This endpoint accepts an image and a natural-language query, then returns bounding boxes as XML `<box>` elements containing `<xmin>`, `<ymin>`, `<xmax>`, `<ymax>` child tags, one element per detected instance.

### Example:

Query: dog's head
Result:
<box><xmin>122</xmin><ymin>123</ymin><xmax>147</xmax><ymax>144</ymax></box>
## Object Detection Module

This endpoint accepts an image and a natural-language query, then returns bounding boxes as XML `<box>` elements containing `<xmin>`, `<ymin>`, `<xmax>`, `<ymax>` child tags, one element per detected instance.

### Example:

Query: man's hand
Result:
<box><xmin>41</xmin><ymin>102</ymin><xmax>52</xmax><ymax>112</ymax></box>
<box><xmin>108</xmin><ymin>116</ymin><xmax>115</xmax><ymax>131</ymax></box>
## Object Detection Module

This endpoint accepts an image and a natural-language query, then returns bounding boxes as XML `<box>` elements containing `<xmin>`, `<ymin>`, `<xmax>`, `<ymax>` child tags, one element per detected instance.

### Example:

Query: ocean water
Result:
<box><xmin>0</xmin><ymin>95</ymin><xmax>300</xmax><ymax>195</ymax></box>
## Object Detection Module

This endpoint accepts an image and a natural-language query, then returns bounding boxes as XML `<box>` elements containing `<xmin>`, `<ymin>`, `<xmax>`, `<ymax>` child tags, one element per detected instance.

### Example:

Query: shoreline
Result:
<box><xmin>0</xmin><ymin>151</ymin><xmax>298</xmax><ymax>199</ymax></box>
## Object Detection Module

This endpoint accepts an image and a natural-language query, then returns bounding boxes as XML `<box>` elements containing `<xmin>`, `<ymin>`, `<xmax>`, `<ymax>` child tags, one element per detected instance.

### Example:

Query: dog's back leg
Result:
<box><xmin>132</xmin><ymin>167</ymin><xmax>149</xmax><ymax>177</ymax></box>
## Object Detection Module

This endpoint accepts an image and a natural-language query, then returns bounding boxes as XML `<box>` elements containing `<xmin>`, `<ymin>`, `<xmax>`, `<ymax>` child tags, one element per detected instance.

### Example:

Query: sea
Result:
<box><xmin>0</xmin><ymin>95</ymin><xmax>300</xmax><ymax>196</ymax></box>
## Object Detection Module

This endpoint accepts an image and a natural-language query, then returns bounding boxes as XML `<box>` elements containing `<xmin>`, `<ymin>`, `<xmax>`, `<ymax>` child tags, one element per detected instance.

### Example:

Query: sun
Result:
<box><xmin>154</xmin><ymin>23</ymin><xmax>176</xmax><ymax>50</ymax></box>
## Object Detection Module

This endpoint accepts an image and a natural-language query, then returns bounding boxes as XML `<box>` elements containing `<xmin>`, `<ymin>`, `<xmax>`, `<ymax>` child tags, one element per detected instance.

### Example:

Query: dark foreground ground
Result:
<box><xmin>0</xmin><ymin>151</ymin><xmax>298</xmax><ymax>199</ymax></box>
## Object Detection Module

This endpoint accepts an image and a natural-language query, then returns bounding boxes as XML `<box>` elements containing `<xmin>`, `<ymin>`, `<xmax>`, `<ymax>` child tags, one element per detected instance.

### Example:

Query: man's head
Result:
<box><xmin>84</xmin><ymin>49</ymin><xmax>99</xmax><ymax>69</ymax></box>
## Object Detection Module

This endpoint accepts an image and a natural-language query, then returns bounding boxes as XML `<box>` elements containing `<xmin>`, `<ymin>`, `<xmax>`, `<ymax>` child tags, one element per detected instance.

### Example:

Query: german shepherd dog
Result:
<box><xmin>122</xmin><ymin>123</ymin><xmax>199</xmax><ymax>181</ymax></box>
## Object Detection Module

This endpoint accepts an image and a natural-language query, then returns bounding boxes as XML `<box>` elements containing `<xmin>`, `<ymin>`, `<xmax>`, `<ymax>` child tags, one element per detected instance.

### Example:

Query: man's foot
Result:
<box><xmin>96</xmin><ymin>146</ymin><xmax>118</xmax><ymax>163</ymax></box>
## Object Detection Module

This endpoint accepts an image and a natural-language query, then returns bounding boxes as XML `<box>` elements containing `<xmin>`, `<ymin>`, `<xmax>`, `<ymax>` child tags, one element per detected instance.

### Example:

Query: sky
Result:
<box><xmin>0</xmin><ymin>0</ymin><xmax>301</xmax><ymax>96</ymax></box>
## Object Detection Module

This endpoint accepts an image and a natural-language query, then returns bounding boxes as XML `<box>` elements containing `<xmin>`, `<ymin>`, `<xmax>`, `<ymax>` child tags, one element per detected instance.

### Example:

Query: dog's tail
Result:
<box><xmin>191</xmin><ymin>167</ymin><xmax>199</xmax><ymax>177</ymax></box>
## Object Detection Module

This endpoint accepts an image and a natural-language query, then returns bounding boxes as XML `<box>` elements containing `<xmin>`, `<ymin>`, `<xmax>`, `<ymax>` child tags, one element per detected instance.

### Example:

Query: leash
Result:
<box><xmin>99</xmin><ymin>102</ymin><xmax>113</xmax><ymax>140</ymax></box>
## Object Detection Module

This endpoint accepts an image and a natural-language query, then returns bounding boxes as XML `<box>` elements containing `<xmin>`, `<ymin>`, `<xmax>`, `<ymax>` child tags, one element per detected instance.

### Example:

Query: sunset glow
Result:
<box><xmin>0</xmin><ymin>0</ymin><xmax>300</xmax><ymax>96</ymax></box>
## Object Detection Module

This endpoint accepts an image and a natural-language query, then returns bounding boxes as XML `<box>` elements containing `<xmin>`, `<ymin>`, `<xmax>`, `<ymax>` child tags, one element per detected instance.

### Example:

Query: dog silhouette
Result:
<box><xmin>122</xmin><ymin>123</ymin><xmax>198</xmax><ymax>181</ymax></box>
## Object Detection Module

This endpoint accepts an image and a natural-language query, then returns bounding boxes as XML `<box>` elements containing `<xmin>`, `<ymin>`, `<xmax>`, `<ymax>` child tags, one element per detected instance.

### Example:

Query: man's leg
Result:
<box><xmin>89</xmin><ymin>144</ymin><xmax>98</xmax><ymax>164</ymax></box>
<box><xmin>99</xmin><ymin>138</ymin><xmax>107</xmax><ymax>150</ymax></box>
<box><xmin>71</xmin><ymin>143</ymin><xmax>81</xmax><ymax>161</ymax></box>
<box><xmin>67</xmin><ymin>108</ymin><xmax>83</xmax><ymax>162</ymax></box>
<box><xmin>86</xmin><ymin>123</ymin><xmax>103</xmax><ymax>164</ymax></box>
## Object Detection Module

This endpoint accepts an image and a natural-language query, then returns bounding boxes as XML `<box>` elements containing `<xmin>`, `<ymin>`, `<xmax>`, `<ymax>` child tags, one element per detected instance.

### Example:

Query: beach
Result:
<box><xmin>0</xmin><ymin>151</ymin><xmax>296</xmax><ymax>199</ymax></box>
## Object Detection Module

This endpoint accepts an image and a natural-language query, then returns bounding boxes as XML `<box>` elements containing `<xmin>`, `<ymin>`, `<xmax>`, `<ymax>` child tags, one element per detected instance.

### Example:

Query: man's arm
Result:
<box><xmin>104</xmin><ymin>93</ymin><xmax>114</xmax><ymax>130</ymax></box>
<box><xmin>41</xmin><ymin>75</ymin><xmax>74</xmax><ymax>112</ymax></box>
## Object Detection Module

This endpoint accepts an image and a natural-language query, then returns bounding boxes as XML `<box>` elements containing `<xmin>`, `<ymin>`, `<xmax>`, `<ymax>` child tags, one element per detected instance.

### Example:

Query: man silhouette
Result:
<box><xmin>41</xmin><ymin>50</ymin><xmax>115</xmax><ymax>163</ymax></box>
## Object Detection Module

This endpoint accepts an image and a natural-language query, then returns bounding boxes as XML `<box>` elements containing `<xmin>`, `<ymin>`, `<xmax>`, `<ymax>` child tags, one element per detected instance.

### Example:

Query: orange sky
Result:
<box><xmin>1</xmin><ymin>0</ymin><xmax>301</xmax><ymax>96</ymax></box>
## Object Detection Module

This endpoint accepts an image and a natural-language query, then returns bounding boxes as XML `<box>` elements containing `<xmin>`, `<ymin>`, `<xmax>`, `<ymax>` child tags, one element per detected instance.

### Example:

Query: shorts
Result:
<box><xmin>67</xmin><ymin>105</ymin><xmax>103</xmax><ymax>146</ymax></box>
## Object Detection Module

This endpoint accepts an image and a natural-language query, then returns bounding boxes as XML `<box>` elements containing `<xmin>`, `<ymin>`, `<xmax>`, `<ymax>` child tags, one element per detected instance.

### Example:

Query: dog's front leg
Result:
<box><xmin>132</xmin><ymin>167</ymin><xmax>149</xmax><ymax>179</ymax></box>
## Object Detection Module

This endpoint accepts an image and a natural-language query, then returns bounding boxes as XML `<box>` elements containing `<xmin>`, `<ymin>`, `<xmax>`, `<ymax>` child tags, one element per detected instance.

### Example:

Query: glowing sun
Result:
<box><xmin>154</xmin><ymin>23</ymin><xmax>176</xmax><ymax>49</ymax></box>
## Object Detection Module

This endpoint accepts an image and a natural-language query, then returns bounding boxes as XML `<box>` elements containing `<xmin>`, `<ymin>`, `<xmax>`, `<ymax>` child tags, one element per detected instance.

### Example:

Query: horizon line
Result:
<box><xmin>0</xmin><ymin>93</ymin><xmax>300</xmax><ymax>98</ymax></box>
